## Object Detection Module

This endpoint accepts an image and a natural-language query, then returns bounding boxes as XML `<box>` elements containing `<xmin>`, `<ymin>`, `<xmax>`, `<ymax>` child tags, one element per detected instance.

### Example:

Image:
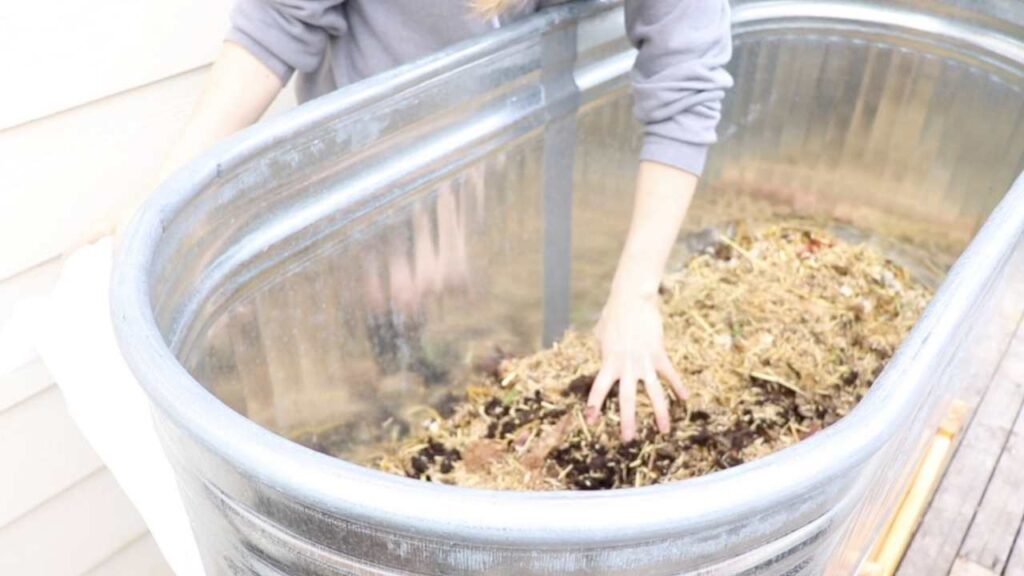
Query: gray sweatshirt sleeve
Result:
<box><xmin>626</xmin><ymin>0</ymin><xmax>733</xmax><ymax>176</ymax></box>
<box><xmin>226</xmin><ymin>0</ymin><xmax>348</xmax><ymax>84</ymax></box>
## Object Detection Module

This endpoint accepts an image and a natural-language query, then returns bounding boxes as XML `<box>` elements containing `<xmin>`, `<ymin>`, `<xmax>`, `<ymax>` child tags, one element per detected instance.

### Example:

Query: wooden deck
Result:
<box><xmin>899</xmin><ymin>320</ymin><xmax>1024</xmax><ymax>575</ymax></box>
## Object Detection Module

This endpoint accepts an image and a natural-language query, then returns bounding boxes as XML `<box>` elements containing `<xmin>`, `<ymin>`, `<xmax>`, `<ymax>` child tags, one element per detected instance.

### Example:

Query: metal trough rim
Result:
<box><xmin>111</xmin><ymin>0</ymin><xmax>1024</xmax><ymax>547</ymax></box>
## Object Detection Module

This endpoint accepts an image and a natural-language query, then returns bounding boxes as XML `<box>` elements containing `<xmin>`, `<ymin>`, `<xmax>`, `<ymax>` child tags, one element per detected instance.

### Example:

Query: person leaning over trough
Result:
<box><xmin>159</xmin><ymin>0</ymin><xmax>734</xmax><ymax>442</ymax></box>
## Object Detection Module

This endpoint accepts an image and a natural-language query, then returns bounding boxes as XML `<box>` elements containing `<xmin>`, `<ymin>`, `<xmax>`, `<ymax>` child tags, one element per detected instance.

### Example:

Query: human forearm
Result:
<box><xmin>609</xmin><ymin>161</ymin><xmax>697</xmax><ymax>301</ymax></box>
<box><xmin>157</xmin><ymin>41</ymin><xmax>283</xmax><ymax>183</ymax></box>
<box><xmin>586</xmin><ymin>0</ymin><xmax>729</xmax><ymax>441</ymax></box>
<box><xmin>587</xmin><ymin>161</ymin><xmax>694</xmax><ymax>440</ymax></box>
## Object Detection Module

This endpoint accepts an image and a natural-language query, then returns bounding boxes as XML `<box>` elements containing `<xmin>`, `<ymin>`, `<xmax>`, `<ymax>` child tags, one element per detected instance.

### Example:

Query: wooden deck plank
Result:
<box><xmin>950</xmin><ymin>557</ymin><xmax>998</xmax><ymax>576</ymax></box>
<box><xmin>1006</xmin><ymin>525</ymin><xmax>1024</xmax><ymax>576</ymax></box>
<box><xmin>956</xmin><ymin>399</ymin><xmax>1024</xmax><ymax>572</ymax></box>
<box><xmin>899</xmin><ymin>337</ymin><xmax>1024</xmax><ymax>575</ymax></box>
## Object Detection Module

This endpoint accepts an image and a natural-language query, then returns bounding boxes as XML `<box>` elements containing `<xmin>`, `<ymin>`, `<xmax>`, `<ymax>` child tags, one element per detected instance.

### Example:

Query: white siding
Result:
<box><xmin>0</xmin><ymin>469</ymin><xmax>150</xmax><ymax>576</ymax></box>
<box><xmin>0</xmin><ymin>258</ymin><xmax>62</xmax><ymax>411</ymax></box>
<box><xmin>0</xmin><ymin>68</ymin><xmax>210</xmax><ymax>280</ymax></box>
<box><xmin>0</xmin><ymin>386</ymin><xmax>103</xmax><ymax>527</ymax></box>
<box><xmin>0</xmin><ymin>359</ymin><xmax>53</xmax><ymax>414</ymax></box>
<box><xmin>84</xmin><ymin>535</ymin><xmax>175</xmax><ymax>576</ymax></box>
<box><xmin>0</xmin><ymin>259</ymin><xmax>171</xmax><ymax>574</ymax></box>
<box><xmin>0</xmin><ymin>5</ymin><xmax>297</xmax><ymax>280</ymax></box>
<box><xmin>0</xmin><ymin>258</ymin><xmax>61</xmax><ymax>328</ymax></box>
<box><xmin>1</xmin><ymin>1</ymin><xmax>298</xmax><ymax>573</ymax></box>
<box><xmin>1</xmin><ymin>0</ymin><xmax>234</xmax><ymax>130</ymax></box>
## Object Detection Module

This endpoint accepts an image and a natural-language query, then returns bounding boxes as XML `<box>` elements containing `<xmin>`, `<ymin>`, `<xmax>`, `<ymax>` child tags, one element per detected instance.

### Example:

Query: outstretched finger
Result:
<box><xmin>643</xmin><ymin>363</ymin><xmax>671</xmax><ymax>434</ymax></box>
<box><xmin>586</xmin><ymin>366</ymin><xmax>617</xmax><ymax>424</ymax></box>
<box><xmin>619</xmin><ymin>365</ymin><xmax>638</xmax><ymax>442</ymax></box>
<box><xmin>656</xmin><ymin>352</ymin><xmax>688</xmax><ymax>402</ymax></box>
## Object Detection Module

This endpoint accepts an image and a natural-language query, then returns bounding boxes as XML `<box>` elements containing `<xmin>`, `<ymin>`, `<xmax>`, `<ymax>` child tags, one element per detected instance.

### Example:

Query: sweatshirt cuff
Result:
<box><xmin>226</xmin><ymin>28</ymin><xmax>295</xmax><ymax>86</ymax></box>
<box><xmin>639</xmin><ymin>134</ymin><xmax>710</xmax><ymax>178</ymax></box>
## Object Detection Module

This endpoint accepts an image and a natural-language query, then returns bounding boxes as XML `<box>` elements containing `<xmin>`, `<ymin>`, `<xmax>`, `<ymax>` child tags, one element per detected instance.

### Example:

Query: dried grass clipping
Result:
<box><xmin>353</xmin><ymin>222</ymin><xmax>933</xmax><ymax>490</ymax></box>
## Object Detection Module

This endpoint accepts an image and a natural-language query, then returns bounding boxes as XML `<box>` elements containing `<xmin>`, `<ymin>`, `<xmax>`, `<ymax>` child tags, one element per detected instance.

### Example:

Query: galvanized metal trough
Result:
<box><xmin>113</xmin><ymin>0</ymin><xmax>1024</xmax><ymax>573</ymax></box>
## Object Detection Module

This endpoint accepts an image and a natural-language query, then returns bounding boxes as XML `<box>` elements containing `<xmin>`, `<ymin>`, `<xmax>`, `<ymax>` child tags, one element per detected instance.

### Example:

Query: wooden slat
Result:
<box><xmin>950</xmin><ymin>557</ymin><xmax>998</xmax><ymax>576</ymax></box>
<box><xmin>0</xmin><ymin>469</ymin><xmax>148</xmax><ymax>576</ymax></box>
<box><xmin>899</xmin><ymin>336</ymin><xmax>1024</xmax><ymax>575</ymax></box>
<box><xmin>860</xmin><ymin>401</ymin><xmax>970</xmax><ymax>576</ymax></box>
<box><xmin>1006</xmin><ymin>524</ymin><xmax>1024</xmax><ymax>576</ymax></box>
<box><xmin>83</xmin><ymin>534</ymin><xmax>173</xmax><ymax>576</ymax></box>
<box><xmin>0</xmin><ymin>386</ymin><xmax>103</xmax><ymax>527</ymax></box>
<box><xmin>956</xmin><ymin>352</ymin><xmax>1024</xmax><ymax>573</ymax></box>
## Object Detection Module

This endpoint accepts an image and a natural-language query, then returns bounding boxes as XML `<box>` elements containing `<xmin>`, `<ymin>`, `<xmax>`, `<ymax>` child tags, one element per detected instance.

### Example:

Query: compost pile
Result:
<box><xmin>366</xmin><ymin>222</ymin><xmax>932</xmax><ymax>490</ymax></box>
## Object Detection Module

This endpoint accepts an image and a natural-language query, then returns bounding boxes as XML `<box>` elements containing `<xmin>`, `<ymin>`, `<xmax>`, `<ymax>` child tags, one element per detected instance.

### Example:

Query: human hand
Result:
<box><xmin>584</xmin><ymin>161</ymin><xmax>698</xmax><ymax>441</ymax></box>
<box><xmin>587</xmin><ymin>291</ymin><xmax>687</xmax><ymax>442</ymax></box>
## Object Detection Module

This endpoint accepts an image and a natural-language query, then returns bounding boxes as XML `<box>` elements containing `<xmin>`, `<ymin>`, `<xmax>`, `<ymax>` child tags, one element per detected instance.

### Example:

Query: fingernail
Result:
<box><xmin>584</xmin><ymin>406</ymin><xmax>598</xmax><ymax>424</ymax></box>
